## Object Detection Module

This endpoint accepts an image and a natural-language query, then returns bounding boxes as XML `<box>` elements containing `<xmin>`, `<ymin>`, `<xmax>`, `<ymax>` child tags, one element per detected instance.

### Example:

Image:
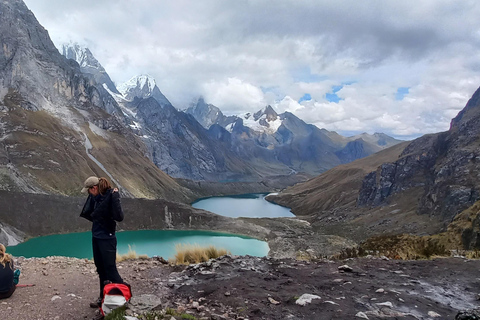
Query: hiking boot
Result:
<box><xmin>89</xmin><ymin>297</ymin><xmax>102</xmax><ymax>308</ymax></box>
<box><xmin>92</xmin><ymin>310</ymin><xmax>104</xmax><ymax>320</ymax></box>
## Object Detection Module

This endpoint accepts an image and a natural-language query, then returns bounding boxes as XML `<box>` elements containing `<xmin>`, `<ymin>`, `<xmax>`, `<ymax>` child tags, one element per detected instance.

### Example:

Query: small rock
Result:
<box><xmin>224</xmin><ymin>291</ymin><xmax>231</xmax><ymax>296</ymax></box>
<box><xmin>295</xmin><ymin>294</ymin><xmax>321</xmax><ymax>306</ymax></box>
<box><xmin>51</xmin><ymin>295</ymin><xmax>61</xmax><ymax>301</ymax></box>
<box><xmin>338</xmin><ymin>265</ymin><xmax>353</xmax><ymax>272</ymax></box>
<box><xmin>376</xmin><ymin>301</ymin><xmax>393</xmax><ymax>308</ymax></box>
<box><xmin>268</xmin><ymin>297</ymin><xmax>280</xmax><ymax>305</ymax></box>
<box><xmin>356</xmin><ymin>311</ymin><xmax>369</xmax><ymax>319</ymax></box>
<box><xmin>375</xmin><ymin>288</ymin><xmax>385</xmax><ymax>293</ymax></box>
<box><xmin>428</xmin><ymin>311</ymin><xmax>441</xmax><ymax>318</ymax></box>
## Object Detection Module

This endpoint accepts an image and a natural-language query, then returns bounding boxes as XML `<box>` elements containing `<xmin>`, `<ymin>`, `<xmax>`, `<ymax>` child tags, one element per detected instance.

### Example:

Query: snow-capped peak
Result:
<box><xmin>118</xmin><ymin>75</ymin><xmax>156</xmax><ymax>95</ymax></box>
<box><xmin>239</xmin><ymin>106</ymin><xmax>282</xmax><ymax>134</ymax></box>
<box><xmin>61</xmin><ymin>41</ymin><xmax>101</xmax><ymax>70</ymax></box>
<box><xmin>117</xmin><ymin>74</ymin><xmax>161</xmax><ymax>102</ymax></box>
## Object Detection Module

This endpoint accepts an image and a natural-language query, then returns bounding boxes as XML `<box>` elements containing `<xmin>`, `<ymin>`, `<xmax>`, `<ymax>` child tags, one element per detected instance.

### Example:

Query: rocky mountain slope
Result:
<box><xmin>186</xmin><ymin>97</ymin><xmax>403</xmax><ymax>177</ymax></box>
<box><xmin>3</xmin><ymin>255</ymin><xmax>480</xmax><ymax>320</ymax></box>
<box><xmin>269</xmin><ymin>84</ymin><xmax>480</xmax><ymax>247</ymax></box>
<box><xmin>62</xmin><ymin>38</ymin><xmax>401</xmax><ymax>181</ymax></box>
<box><xmin>0</xmin><ymin>0</ymin><xmax>193</xmax><ymax>200</ymax></box>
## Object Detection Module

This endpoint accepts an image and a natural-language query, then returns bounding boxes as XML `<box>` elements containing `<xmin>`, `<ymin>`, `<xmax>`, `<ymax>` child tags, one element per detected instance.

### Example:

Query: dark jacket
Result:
<box><xmin>0</xmin><ymin>260</ymin><xmax>14</xmax><ymax>293</ymax></box>
<box><xmin>80</xmin><ymin>189</ymin><xmax>124</xmax><ymax>238</ymax></box>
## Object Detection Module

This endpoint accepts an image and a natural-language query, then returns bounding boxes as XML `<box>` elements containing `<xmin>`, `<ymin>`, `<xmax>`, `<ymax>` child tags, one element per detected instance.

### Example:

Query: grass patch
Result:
<box><xmin>334</xmin><ymin>234</ymin><xmax>449</xmax><ymax>260</ymax></box>
<box><xmin>138</xmin><ymin>308</ymin><xmax>197</xmax><ymax>320</ymax></box>
<box><xmin>104</xmin><ymin>305</ymin><xmax>127</xmax><ymax>320</ymax></box>
<box><xmin>171</xmin><ymin>244</ymin><xmax>230</xmax><ymax>265</ymax></box>
<box><xmin>116</xmin><ymin>245</ymin><xmax>149</xmax><ymax>262</ymax></box>
<box><xmin>362</xmin><ymin>234</ymin><xmax>449</xmax><ymax>259</ymax></box>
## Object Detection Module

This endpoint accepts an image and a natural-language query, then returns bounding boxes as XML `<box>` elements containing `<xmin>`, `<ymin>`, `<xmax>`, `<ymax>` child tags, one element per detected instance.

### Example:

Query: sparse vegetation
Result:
<box><xmin>353</xmin><ymin>234</ymin><xmax>449</xmax><ymax>260</ymax></box>
<box><xmin>116</xmin><ymin>245</ymin><xmax>149</xmax><ymax>262</ymax></box>
<box><xmin>333</xmin><ymin>246</ymin><xmax>366</xmax><ymax>260</ymax></box>
<box><xmin>104</xmin><ymin>305</ymin><xmax>127</xmax><ymax>320</ymax></box>
<box><xmin>171</xmin><ymin>243</ymin><xmax>230</xmax><ymax>265</ymax></box>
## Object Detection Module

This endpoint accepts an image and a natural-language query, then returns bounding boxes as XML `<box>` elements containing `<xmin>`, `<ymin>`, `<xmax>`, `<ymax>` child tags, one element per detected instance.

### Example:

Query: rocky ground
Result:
<box><xmin>1</xmin><ymin>255</ymin><xmax>480</xmax><ymax>320</ymax></box>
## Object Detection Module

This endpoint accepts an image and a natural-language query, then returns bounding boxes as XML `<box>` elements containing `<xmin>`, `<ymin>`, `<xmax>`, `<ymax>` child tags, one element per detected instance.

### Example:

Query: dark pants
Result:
<box><xmin>0</xmin><ymin>285</ymin><xmax>15</xmax><ymax>299</ymax></box>
<box><xmin>92</xmin><ymin>237</ymin><xmax>123</xmax><ymax>298</ymax></box>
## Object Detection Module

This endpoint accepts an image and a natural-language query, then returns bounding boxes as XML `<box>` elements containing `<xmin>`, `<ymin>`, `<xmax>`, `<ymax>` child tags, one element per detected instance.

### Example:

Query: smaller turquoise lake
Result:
<box><xmin>192</xmin><ymin>193</ymin><xmax>294</xmax><ymax>218</ymax></box>
<box><xmin>7</xmin><ymin>230</ymin><xmax>269</xmax><ymax>259</ymax></box>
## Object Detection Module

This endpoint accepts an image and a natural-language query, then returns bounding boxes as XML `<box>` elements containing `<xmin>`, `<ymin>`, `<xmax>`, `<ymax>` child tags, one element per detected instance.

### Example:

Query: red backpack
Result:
<box><xmin>100</xmin><ymin>283</ymin><xmax>132</xmax><ymax>316</ymax></box>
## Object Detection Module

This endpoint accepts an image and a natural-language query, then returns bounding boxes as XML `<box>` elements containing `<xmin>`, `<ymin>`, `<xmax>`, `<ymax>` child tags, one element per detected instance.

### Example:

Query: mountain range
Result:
<box><xmin>2</xmin><ymin>0</ymin><xmax>480</xmax><ymax>259</ymax></box>
<box><xmin>0</xmin><ymin>0</ymin><xmax>402</xmax><ymax>196</ymax></box>
<box><xmin>61</xmin><ymin>39</ymin><xmax>402</xmax><ymax>181</ymax></box>
<box><xmin>268</xmin><ymin>85</ymin><xmax>480</xmax><ymax>249</ymax></box>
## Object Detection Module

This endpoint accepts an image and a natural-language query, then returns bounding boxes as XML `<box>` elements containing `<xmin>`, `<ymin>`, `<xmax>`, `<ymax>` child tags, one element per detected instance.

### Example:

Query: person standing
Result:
<box><xmin>0</xmin><ymin>244</ymin><xmax>16</xmax><ymax>299</ymax></box>
<box><xmin>80</xmin><ymin>176</ymin><xmax>125</xmax><ymax>308</ymax></box>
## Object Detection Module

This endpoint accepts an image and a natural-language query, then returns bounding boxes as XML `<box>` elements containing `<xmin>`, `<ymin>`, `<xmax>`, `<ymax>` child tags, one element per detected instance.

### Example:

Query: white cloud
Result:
<box><xmin>22</xmin><ymin>0</ymin><xmax>480</xmax><ymax>139</ymax></box>
<box><xmin>203</xmin><ymin>78</ymin><xmax>266</xmax><ymax>114</ymax></box>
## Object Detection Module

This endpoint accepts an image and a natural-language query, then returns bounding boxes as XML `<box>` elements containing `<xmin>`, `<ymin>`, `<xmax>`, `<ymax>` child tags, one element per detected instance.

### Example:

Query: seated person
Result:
<box><xmin>0</xmin><ymin>244</ymin><xmax>16</xmax><ymax>299</ymax></box>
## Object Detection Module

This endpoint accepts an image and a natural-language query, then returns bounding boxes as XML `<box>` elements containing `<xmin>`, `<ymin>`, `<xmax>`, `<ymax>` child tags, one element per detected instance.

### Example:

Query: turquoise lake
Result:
<box><xmin>7</xmin><ymin>230</ymin><xmax>269</xmax><ymax>259</ymax></box>
<box><xmin>192</xmin><ymin>193</ymin><xmax>294</xmax><ymax>218</ymax></box>
<box><xmin>6</xmin><ymin>193</ymin><xmax>290</xmax><ymax>259</ymax></box>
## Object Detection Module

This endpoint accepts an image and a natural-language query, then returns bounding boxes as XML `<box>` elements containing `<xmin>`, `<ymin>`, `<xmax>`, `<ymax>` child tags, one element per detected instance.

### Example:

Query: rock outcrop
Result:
<box><xmin>357</xmin><ymin>85</ymin><xmax>480</xmax><ymax>225</ymax></box>
<box><xmin>4</xmin><ymin>255</ymin><xmax>480</xmax><ymax>319</ymax></box>
<box><xmin>270</xmin><ymin>84</ymin><xmax>480</xmax><ymax>245</ymax></box>
<box><xmin>0</xmin><ymin>0</ymin><xmax>193</xmax><ymax>200</ymax></box>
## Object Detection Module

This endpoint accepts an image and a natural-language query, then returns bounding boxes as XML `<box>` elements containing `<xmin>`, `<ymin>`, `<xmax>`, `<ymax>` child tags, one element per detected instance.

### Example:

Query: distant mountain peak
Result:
<box><xmin>118</xmin><ymin>74</ymin><xmax>156</xmax><ymax>97</ymax></box>
<box><xmin>117</xmin><ymin>75</ymin><xmax>171</xmax><ymax>107</ymax></box>
<box><xmin>61</xmin><ymin>42</ymin><xmax>101</xmax><ymax>70</ymax></box>
<box><xmin>254</xmin><ymin>105</ymin><xmax>278</xmax><ymax>122</ymax></box>
<box><xmin>60</xmin><ymin>41</ymin><xmax>120</xmax><ymax>94</ymax></box>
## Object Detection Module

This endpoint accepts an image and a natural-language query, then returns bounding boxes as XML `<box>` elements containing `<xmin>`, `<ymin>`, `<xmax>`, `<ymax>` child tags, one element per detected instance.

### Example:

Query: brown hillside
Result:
<box><xmin>268</xmin><ymin>141</ymin><xmax>410</xmax><ymax>214</ymax></box>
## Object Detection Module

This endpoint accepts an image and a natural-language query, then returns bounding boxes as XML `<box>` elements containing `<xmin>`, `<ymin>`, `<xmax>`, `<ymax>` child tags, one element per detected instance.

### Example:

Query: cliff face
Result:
<box><xmin>0</xmin><ymin>190</ymin><xmax>269</xmax><ymax>245</ymax></box>
<box><xmin>357</xmin><ymin>86</ymin><xmax>480</xmax><ymax>224</ymax></box>
<box><xmin>0</xmin><ymin>0</ymin><xmax>193</xmax><ymax>201</ymax></box>
<box><xmin>269</xmin><ymin>85</ymin><xmax>480</xmax><ymax>242</ymax></box>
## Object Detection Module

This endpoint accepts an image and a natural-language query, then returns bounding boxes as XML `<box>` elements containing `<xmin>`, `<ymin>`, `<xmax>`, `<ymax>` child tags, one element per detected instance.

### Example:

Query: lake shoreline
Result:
<box><xmin>8</xmin><ymin>229</ymin><xmax>269</xmax><ymax>259</ymax></box>
<box><xmin>192</xmin><ymin>193</ymin><xmax>295</xmax><ymax>218</ymax></box>
<box><xmin>0</xmin><ymin>190</ymin><xmax>356</xmax><ymax>259</ymax></box>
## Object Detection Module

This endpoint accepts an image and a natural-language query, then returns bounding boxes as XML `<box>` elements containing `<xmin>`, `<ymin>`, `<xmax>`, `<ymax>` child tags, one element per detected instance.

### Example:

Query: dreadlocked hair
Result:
<box><xmin>97</xmin><ymin>177</ymin><xmax>112</xmax><ymax>195</ymax></box>
<box><xmin>0</xmin><ymin>244</ymin><xmax>12</xmax><ymax>268</ymax></box>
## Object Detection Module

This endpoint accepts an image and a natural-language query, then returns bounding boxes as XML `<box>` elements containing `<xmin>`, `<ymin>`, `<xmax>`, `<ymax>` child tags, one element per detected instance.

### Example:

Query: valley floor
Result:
<box><xmin>1</xmin><ymin>255</ymin><xmax>479</xmax><ymax>319</ymax></box>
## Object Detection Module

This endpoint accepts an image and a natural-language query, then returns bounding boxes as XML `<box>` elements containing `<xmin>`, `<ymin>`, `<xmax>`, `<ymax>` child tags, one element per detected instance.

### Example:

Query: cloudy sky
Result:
<box><xmin>23</xmin><ymin>0</ymin><xmax>480</xmax><ymax>139</ymax></box>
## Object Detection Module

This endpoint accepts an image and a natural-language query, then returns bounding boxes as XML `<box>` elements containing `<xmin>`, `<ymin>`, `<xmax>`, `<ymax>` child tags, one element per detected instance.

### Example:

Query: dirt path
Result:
<box><xmin>1</xmin><ymin>255</ymin><xmax>480</xmax><ymax>319</ymax></box>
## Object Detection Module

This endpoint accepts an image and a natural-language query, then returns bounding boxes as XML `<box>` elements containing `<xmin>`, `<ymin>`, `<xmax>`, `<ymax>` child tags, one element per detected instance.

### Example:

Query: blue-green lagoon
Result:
<box><xmin>192</xmin><ymin>193</ymin><xmax>294</xmax><ymax>218</ymax></box>
<box><xmin>7</xmin><ymin>230</ymin><xmax>269</xmax><ymax>259</ymax></box>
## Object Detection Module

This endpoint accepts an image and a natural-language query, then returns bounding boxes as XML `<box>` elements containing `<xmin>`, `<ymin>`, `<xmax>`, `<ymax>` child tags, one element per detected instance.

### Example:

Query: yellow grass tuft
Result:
<box><xmin>116</xmin><ymin>245</ymin><xmax>149</xmax><ymax>262</ymax></box>
<box><xmin>172</xmin><ymin>243</ymin><xmax>230</xmax><ymax>265</ymax></box>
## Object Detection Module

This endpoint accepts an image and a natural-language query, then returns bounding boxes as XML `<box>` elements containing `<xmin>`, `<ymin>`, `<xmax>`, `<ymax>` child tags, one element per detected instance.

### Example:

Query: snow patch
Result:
<box><xmin>117</xmin><ymin>74</ymin><xmax>156</xmax><ymax>97</ymax></box>
<box><xmin>103</xmin><ymin>84</ymin><xmax>127</xmax><ymax>104</ymax></box>
<box><xmin>82</xmin><ymin>133</ymin><xmax>122</xmax><ymax>190</ymax></box>
<box><xmin>242</xmin><ymin>113</ymin><xmax>282</xmax><ymax>134</ymax></box>
<box><xmin>88</xmin><ymin>122</ymin><xmax>109</xmax><ymax>139</ymax></box>
<box><xmin>129</xmin><ymin>121</ymin><xmax>142</xmax><ymax>130</ymax></box>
